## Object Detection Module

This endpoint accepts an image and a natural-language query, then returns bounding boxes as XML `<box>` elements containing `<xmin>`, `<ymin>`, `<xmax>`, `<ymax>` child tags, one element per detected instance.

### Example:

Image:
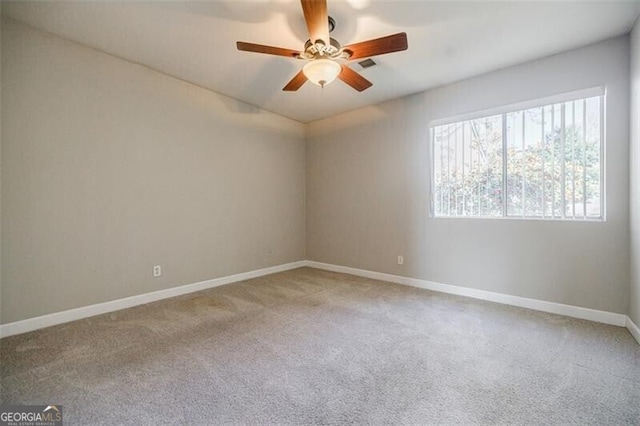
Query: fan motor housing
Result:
<box><xmin>300</xmin><ymin>38</ymin><xmax>351</xmax><ymax>60</ymax></box>
<box><xmin>297</xmin><ymin>16</ymin><xmax>352</xmax><ymax>60</ymax></box>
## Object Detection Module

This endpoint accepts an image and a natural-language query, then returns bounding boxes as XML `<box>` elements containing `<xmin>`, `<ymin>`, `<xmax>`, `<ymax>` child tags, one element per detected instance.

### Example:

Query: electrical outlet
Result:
<box><xmin>397</xmin><ymin>256</ymin><xmax>404</xmax><ymax>265</ymax></box>
<box><xmin>153</xmin><ymin>265</ymin><xmax>162</xmax><ymax>278</ymax></box>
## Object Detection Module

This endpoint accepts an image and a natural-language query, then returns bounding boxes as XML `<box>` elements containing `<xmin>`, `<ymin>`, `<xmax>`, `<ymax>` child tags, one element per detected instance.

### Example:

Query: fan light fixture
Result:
<box><xmin>236</xmin><ymin>0</ymin><xmax>408</xmax><ymax>92</ymax></box>
<box><xmin>303</xmin><ymin>59</ymin><xmax>341</xmax><ymax>88</ymax></box>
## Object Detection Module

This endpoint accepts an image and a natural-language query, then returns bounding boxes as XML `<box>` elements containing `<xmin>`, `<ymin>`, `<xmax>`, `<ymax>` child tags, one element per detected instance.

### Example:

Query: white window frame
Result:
<box><xmin>429</xmin><ymin>86</ymin><xmax>606</xmax><ymax>221</ymax></box>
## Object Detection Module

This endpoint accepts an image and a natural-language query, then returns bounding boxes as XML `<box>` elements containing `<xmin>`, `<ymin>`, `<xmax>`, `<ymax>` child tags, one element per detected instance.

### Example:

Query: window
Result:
<box><xmin>430</xmin><ymin>89</ymin><xmax>604</xmax><ymax>220</ymax></box>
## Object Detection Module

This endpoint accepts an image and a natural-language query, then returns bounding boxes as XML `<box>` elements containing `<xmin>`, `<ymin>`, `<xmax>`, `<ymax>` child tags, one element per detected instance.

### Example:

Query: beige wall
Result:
<box><xmin>1</xmin><ymin>19</ymin><xmax>306</xmax><ymax>324</ymax></box>
<box><xmin>307</xmin><ymin>36</ymin><xmax>631</xmax><ymax>314</ymax></box>
<box><xmin>631</xmin><ymin>18</ymin><xmax>640</xmax><ymax>325</ymax></box>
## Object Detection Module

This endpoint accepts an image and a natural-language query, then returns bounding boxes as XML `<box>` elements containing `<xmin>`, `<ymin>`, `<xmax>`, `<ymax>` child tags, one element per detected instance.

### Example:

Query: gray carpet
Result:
<box><xmin>1</xmin><ymin>267</ymin><xmax>639</xmax><ymax>425</ymax></box>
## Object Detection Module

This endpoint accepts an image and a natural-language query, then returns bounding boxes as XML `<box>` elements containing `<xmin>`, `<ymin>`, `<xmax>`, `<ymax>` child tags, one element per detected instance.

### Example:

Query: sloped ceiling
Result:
<box><xmin>3</xmin><ymin>1</ymin><xmax>640</xmax><ymax>123</ymax></box>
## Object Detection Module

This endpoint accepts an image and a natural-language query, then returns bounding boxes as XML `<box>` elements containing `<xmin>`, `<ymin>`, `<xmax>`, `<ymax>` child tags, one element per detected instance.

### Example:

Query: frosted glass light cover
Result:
<box><xmin>303</xmin><ymin>59</ymin><xmax>341</xmax><ymax>88</ymax></box>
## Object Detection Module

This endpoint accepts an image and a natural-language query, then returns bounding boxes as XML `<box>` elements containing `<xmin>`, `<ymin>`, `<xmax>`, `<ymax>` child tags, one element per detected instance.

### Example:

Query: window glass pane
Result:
<box><xmin>431</xmin><ymin>93</ymin><xmax>602</xmax><ymax>220</ymax></box>
<box><xmin>542</xmin><ymin>105</ymin><xmax>554</xmax><ymax>217</ymax></box>
<box><xmin>551</xmin><ymin>103</ymin><xmax>563</xmax><ymax>217</ymax></box>
<box><xmin>524</xmin><ymin>107</ymin><xmax>543</xmax><ymax>217</ymax></box>
<box><xmin>433</xmin><ymin>127</ymin><xmax>442</xmax><ymax>215</ymax></box>
<box><xmin>433</xmin><ymin>116</ymin><xmax>502</xmax><ymax>217</ymax></box>
<box><xmin>574</xmin><ymin>100</ymin><xmax>585</xmax><ymax>219</ymax></box>
<box><xmin>478</xmin><ymin>115</ymin><xmax>503</xmax><ymax>216</ymax></box>
<box><xmin>585</xmin><ymin>96</ymin><xmax>601</xmax><ymax>218</ymax></box>
<box><xmin>564</xmin><ymin>100</ymin><xmax>574</xmax><ymax>218</ymax></box>
<box><xmin>506</xmin><ymin>111</ymin><xmax>523</xmax><ymax>216</ymax></box>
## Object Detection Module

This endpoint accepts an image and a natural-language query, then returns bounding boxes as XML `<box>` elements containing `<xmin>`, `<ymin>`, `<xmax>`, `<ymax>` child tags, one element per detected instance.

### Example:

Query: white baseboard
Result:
<box><xmin>304</xmin><ymin>261</ymin><xmax>628</xmax><ymax>328</ymax></box>
<box><xmin>627</xmin><ymin>316</ymin><xmax>640</xmax><ymax>345</ymax></box>
<box><xmin>0</xmin><ymin>261</ymin><xmax>306</xmax><ymax>339</ymax></box>
<box><xmin>2</xmin><ymin>259</ymin><xmax>636</xmax><ymax>345</ymax></box>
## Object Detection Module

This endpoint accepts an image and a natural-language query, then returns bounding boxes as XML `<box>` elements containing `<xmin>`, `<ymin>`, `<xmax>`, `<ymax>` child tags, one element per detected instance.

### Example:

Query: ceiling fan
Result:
<box><xmin>236</xmin><ymin>0</ymin><xmax>408</xmax><ymax>92</ymax></box>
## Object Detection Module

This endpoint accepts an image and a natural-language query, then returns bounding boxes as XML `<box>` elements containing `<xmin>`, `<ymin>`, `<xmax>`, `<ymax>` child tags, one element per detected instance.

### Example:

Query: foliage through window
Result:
<box><xmin>431</xmin><ymin>93</ymin><xmax>603</xmax><ymax>220</ymax></box>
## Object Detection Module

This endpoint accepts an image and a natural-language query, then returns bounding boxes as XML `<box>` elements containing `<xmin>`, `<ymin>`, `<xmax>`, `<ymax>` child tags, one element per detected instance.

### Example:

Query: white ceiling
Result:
<box><xmin>3</xmin><ymin>1</ymin><xmax>640</xmax><ymax>123</ymax></box>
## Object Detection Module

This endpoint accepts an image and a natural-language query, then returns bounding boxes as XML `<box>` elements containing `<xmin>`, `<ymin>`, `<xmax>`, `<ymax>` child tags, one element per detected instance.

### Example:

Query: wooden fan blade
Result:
<box><xmin>283</xmin><ymin>70</ymin><xmax>308</xmax><ymax>91</ymax></box>
<box><xmin>236</xmin><ymin>42</ymin><xmax>300</xmax><ymax>58</ymax></box>
<box><xmin>343</xmin><ymin>32</ymin><xmax>408</xmax><ymax>60</ymax></box>
<box><xmin>301</xmin><ymin>0</ymin><xmax>330</xmax><ymax>46</ymax></box>
<box><xmin>338</xmin><ymin>65</ymin><xmax>372</xmax><ymax>92</ymax></box>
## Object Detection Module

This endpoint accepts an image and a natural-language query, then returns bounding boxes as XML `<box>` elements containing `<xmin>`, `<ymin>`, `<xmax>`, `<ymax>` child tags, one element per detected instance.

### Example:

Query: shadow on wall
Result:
<box><xmin>219</xmin><ymin>57</ymin><xmax>302</xmax><ymax>110</ymax></box>
<box><xmin>219</xmin><ymin>95</ymin><xmax>262</xmax><ymax>115</ymax></box>
<box><xmin>215</xmin><ymin>93</ymin><xmax>303</xmax><ymax>137</ymax></box>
